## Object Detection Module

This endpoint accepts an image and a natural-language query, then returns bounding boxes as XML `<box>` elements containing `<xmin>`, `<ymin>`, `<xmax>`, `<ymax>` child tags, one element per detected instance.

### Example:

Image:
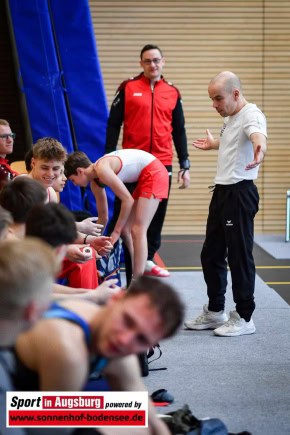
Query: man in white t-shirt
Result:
<box><xmin>185</xmin><ymin>71</ymin><xmax>267</xmax><ymax>337</ymax></box>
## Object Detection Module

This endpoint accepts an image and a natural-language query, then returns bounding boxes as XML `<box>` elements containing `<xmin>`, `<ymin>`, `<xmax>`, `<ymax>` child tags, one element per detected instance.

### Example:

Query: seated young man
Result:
<box><xmin>26</xmin><ymin>202</ymin><xmax>120</xmax><ymax>303</ymax></box>
<box><xmin>65</xmin><ymin>149</ymin><xmax>169</xmax><ymax>279</ymax></box>
<box><xmin>26</xmin><ymin>138</ymin><xmax>113</xmax><ymax>288</ymax></box>
<box><xmin>25</xmin><ymin>147</ymin><xmax>103</xmax><ymax>237</ymax></box>
<box><xmin>0</xmin><ymin>176</ymin><xmax>48</xmax><ymax>239</ymax></box>
<box><xmin>14</xmin><ymin>276</ymin><xmax>184</xmax><ymax>435</ymax></box>
<box><xmin>0</xmin><ymin>119</ymin><xmax>19</xmax><ymax>190</ymax></box>
<box><xmin>0</xmin><ymin>178</ymin><xmax>118</xmax><ymax>302</ymax></box>
<box><xmin>0</xmin><ymin>239</ymin><xmax>101</xmax><ymax>435</ymax></box>
<box><xmin>0</xmin><ymin>238</ymin><xmax>58</xmax><ymax>435</ymax></box>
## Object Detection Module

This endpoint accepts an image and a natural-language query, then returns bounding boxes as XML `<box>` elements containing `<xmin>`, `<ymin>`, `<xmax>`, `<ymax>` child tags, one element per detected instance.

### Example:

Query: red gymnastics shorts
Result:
<box><xmin>132</xmin><ymin>159</ymin><xmax>169</xmax><ymax>200</ymax></box>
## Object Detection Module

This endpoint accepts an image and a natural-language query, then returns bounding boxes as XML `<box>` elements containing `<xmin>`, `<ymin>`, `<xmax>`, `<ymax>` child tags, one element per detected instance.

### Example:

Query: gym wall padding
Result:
<box><xmin>9</xmin><ymin>0</ymin><xmax>111</xmax><ymax>215</ymax></box>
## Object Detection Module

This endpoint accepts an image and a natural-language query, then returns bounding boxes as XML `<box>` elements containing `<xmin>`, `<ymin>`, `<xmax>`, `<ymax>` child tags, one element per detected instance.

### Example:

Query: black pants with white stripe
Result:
<box><xmin>201</xmin><ymin>180</ymin><xmax>259</xmax><ymax>321</ymax></box>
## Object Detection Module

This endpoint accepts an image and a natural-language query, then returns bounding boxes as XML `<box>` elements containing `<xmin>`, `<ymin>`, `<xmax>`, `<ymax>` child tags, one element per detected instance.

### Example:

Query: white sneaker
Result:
<box><xmin>214</xmin><ymin>311</ymin><xmax>256</xmax><ymax>337</ymax></box>
<box><xmin>144</xmin><ymin>260</ymin><xmax>170</xmax><ymax>278</ymax></box>
<box><xmin>184</xmin><ymin>304</ymin><xmax>228</xmax><ymax>330</ymax></box>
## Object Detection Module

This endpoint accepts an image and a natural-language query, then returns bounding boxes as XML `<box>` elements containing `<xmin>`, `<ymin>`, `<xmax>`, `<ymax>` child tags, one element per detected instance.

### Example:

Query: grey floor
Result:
<box><xmin>144</xmin><ymin>272</ymin><xmax>290</xmax><ymax>435</ymax></box>
<box><xmin>254</xmin><ymin>234</ymin><xmax>290</xmax><ymax>260</ymax></box>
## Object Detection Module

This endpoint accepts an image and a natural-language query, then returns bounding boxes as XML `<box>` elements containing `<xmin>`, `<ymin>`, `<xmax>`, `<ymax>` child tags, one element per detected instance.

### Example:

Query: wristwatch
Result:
<box><xmin>179</xmin><ymin>159</ymin><xmax>190</xmax><ymax>177</ymax></box>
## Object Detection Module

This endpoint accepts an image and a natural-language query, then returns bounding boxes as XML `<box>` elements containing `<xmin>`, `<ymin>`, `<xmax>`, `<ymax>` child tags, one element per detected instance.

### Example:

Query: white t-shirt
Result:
<box><xmin>215</xmin><ymin>103</ymin><xmax>267</xmax><ymax>185</ymax></box>
<box><xmin>106</xmin><ymin>149</ymin><xmax>155</xmax><ymax>183</ymax></box>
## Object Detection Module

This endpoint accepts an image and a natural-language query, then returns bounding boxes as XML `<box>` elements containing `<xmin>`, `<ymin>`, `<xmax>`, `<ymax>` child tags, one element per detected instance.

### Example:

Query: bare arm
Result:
<box><xmin>245</xmin><ymin>132</ymin><xmax>267</xmax><ymax>170</ymax></box>
<box><xmin>53</xmin><ymin>282</ymin><xmax>89</xmax><ymax>295</ymax></box>
<box><xmin>48</xmin><ymin>187</ymin><xmax>59</xmax><ymax>203</ymax></box>
<box><xmin>85</xmin><ymin>235</ymin><xmax>113</xmax><ymax>256</ymax></box>
<box><xmin>65</xmin><ymin>244</ymin><xmax>93</xmax><ymax>263</ymax></box>
<box><xmin>90</xmin><ymin>181</ymin><xmax>109</xmax><ymax>228</ymax></box>
<box><xmin>192</xmin><ymin>129</ymin><xmax>220</xmax><ymax>150</ymax></box>
<box><xmin>97</xmin><ymin>166</ymin><xmax>134</xmax><ymax>245</ymax></box>
<box><xmin>52</xmin><ymin>279</ymin><xmax>120</xmax><ymax>303</ymax></box>
<box><xmin>16</xmin><ymin>323</ymin><xmax>89</xmax><ymax>391</ymax></box>
<box><xmin>74</xmin><ymin>231</ymin><xmax>91</xmax><ymax>244</ymax></box>
<box><xmin>104</xmin><ymin>356</ymin><xmax>171</xmax><ymax>435</ymax></box>
<box><xmin>76</xmin><ymin>217</ymin><xmax>104</xmax><ymax>236</ymax></box>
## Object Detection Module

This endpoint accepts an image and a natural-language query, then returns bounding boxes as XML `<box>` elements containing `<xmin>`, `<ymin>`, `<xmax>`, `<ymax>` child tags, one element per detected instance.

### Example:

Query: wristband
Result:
<box><xmin>180</xmin><ymin>159</ymin><xmax>190</xmax><ymax>170</ymax></box>
<box><xmin>83</xmin><ymin>234</ymin><xmax>89</xmax><ymax>244</ymax></box>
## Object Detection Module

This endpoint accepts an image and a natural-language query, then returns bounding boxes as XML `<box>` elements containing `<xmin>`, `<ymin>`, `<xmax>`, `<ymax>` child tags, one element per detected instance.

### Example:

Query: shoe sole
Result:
<box><xmin>184</xmin><ymin>320</ymin><xmax>227</xmax><ymax>330</ymax></box>
<box><xmin>214</xmin><ymin>327</ymin><xmax>256</xmax><ymax>337</ymax></box>
<box><xmin>144</xmin><ymin>270</ymin><xmax>170</xmax><ymax>278</ymax></box>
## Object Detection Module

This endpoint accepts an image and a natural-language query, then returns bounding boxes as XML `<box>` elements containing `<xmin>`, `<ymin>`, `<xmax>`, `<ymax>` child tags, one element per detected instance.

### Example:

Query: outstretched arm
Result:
<box><xmin>76</xmin><ymin>217</ymin><xmax>104</xmax><ymax>236</ymax></box>
<box><xmin>52</xmin><ymin>279</ymin><xmax>120</xmax><ymax>303</ymax></box>
<box><xmin>192</xmin><ymin>129</ymin><xmax>220</xmax><ymax>150</ymax></box>
<box><xmin>245</xmin><ymin>132</ymin><xmax>267</xmax><ymax>170</ymax></box>
<box><xmin>65</xmin><ymin>244</ymin><xmax>94</xmax><ymax>263</ymax></box>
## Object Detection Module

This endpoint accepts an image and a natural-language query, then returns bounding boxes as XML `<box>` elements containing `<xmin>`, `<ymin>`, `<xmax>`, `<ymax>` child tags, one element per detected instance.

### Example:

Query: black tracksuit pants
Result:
<box><xmin>201</xmin><ymin>180</ymin><xmax>259</xmax><ymax>321</ymax></box>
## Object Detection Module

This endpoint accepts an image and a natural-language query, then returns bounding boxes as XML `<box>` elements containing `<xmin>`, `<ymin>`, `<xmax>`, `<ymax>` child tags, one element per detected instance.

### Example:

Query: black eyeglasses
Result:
<box><xmin>142</xmin><ymin>58</ymin><xmax>162</xmax><ymax>66</ymax></box>
<box><xmin>0</xmin><ymin>133</ymin><xmax>16</xmax><ymax>140</ymax></box>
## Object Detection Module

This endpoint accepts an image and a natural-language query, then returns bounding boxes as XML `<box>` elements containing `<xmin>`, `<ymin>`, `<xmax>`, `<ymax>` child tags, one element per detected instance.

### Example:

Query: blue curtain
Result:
<box><xmin>9</xmin><ymin>0</ymin><xmax>112</xmax><ymax>215</ymax></box>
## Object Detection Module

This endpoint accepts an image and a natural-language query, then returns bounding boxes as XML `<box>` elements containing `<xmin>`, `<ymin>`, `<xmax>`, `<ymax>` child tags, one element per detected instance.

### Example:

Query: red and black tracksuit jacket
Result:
<box><xmin>105</xmin><ymin>73</ymin><xmax>189</xmax><ymax>169</ymax></box>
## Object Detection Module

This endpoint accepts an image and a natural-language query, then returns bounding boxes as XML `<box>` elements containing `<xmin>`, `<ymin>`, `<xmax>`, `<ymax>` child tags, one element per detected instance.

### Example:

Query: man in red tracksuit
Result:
<box><xmin>105</xmin><ymin>44</ymin><xmax>190</xmax><ymax>283</ymax></box>
<box><xmin>0</xmin><ymin>119</ymin><xmax>19</xmax><ymax>189</ymax></box>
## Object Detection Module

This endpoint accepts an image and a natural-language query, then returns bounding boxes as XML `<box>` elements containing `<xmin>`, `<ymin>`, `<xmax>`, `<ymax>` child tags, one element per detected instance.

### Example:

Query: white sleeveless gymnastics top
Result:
<box><xmin>104</xmin><ymin>149</ymin><xmax>156</xmax><ymax>183</ymax></box>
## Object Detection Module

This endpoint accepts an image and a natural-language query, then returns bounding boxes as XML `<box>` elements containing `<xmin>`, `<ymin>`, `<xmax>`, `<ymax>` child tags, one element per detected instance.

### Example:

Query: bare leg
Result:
<box><xmin>131</xmin><ymin>197</ymin><xmax>159</xmax><ymax>278</ymax></box>
<box><xmin>121</xmin><ymin>230</ymin><xmax>134</xmax><ymax>271</ymax></box>
<box><xmin>120</xmin><ymin>201</ymin><xmax>137</xmax><ymax>281</ymax></box>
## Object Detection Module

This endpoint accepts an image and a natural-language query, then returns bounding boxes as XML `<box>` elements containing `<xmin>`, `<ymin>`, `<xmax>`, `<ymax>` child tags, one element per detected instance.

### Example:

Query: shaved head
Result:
<box><xmin>208</xmin><ymin>71</ymin><xmax>247</xmax><ymax>117</ymax></box>
<box><xmin>210</xmin><ymin>71</ymin><xmax>242</xmax><ymax>94</ymax></box>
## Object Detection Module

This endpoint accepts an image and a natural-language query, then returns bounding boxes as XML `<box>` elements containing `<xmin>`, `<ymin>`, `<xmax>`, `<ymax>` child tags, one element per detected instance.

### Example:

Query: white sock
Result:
<box><xmin>145</xmin><ymin>260</ymin><xmax>155</xmax><ymax>271</ymax></box>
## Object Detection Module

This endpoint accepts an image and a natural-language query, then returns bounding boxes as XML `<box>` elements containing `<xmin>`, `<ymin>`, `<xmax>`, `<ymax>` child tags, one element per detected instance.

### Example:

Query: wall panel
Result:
<box><xmin>263</xmin><ymin>1</ymin><xmax>290</xmax><ymax>234</ymax></box>
<box><xmin>89</xmin><ymin>0</ymin><xmax>290</xmax><ymax>235</ymax></box>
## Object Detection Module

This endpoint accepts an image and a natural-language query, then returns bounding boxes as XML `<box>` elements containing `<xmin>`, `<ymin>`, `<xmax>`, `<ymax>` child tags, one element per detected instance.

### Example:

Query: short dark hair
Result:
<box><xmin>64</xmin><ymin>151</ymin><xmax>92</xmax><ymax>178</ymax></box>
<box><xmin>24</xmin><ymin>148</ymin><xmax>33</xmax><ymax>172</ymax></box>
<box><xmin>0</xmin><ymin>205</ymin><xmax>12</xmax><ymax>238</ymax></box>
<box><xmin>140</xmin><ymin>44</ymin><xmax>163</xmax><ymax>59</ymax></box>
<box><xmin>125</xmin><ymin>276</ymin><xmax>184</xmax><ymax>338</ymax></box>
<box><xmin>0</xmin><ymin>177</ymin><xmax>47</xmax><ymax>223</ymax></box>
<box><xmin>26</xmin><ymin>203</ymin><xmax>77</xmax><ymax>248</ymax></box>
